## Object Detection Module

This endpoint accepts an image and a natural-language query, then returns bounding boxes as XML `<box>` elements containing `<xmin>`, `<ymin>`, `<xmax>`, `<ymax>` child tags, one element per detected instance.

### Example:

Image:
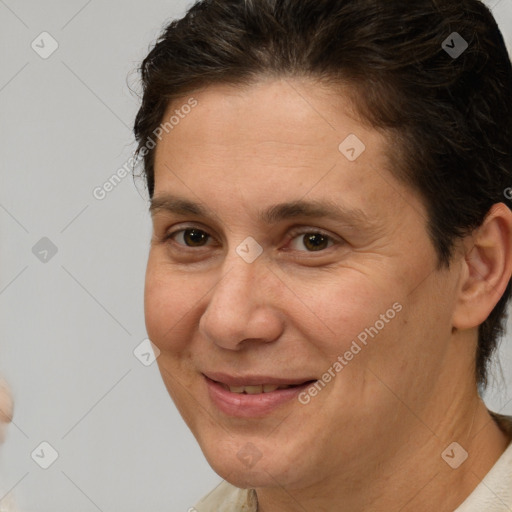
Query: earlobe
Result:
<box><xmin>452</xmin><ymin>203</ymin><xmax>512</xmax><ymax>330</ymax></box>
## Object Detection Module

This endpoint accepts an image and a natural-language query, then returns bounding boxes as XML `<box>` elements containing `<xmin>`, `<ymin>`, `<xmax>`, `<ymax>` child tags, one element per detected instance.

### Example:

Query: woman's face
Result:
<box><xmin>144</xmin><ymin>78</ymin><xmax>463</xmax><ymax>489</ymax></box>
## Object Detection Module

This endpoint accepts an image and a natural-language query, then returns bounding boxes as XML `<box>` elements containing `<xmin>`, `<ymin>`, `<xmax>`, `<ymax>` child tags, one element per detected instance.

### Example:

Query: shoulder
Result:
<box><xmin>193</xmin><ymin>480</ymin><xmax>257</xmax><ymax>512</ymax></box>
<box><xmin>455</xmin><ymin>413</ymin><xmax>512</xmax><ymax>511</ymax></box>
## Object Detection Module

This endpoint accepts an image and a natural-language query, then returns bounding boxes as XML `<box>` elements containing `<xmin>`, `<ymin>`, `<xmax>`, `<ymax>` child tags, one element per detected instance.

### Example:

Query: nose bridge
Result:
<box><xmin>218</xmin><ymin>252</ymin><xmax>258</xmax><ymax>307</ymax></box>
<box><xmin>199</xmin><ymin>248</ymin><xmax>282</xmax><ymax>349</ymax></box>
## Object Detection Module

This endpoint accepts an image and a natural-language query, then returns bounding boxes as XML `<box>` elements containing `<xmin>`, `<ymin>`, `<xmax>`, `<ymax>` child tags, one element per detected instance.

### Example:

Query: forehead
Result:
<box><xmin>152</xmin><ymin>78</ymin><xmax>421</xmax><ymax>226</ymax></box>
<box><xmin>156</xmin><ymin>78</ymin><xmax>383</xmax><ymax>158</ymax></box>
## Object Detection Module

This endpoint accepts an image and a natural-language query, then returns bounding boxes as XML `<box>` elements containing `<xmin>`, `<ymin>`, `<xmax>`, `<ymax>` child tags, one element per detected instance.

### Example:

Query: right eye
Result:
<box><xmin>164</xmin><ymin>227</ymin><xmax>215</xmax><ymax>248</ymax></box>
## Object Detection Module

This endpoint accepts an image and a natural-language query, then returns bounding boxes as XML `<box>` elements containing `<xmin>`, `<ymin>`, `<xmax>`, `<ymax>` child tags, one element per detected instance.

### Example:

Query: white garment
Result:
<box><xmin>455</xmin><ymin>413</ymin><xmax>512</xmax><ymax>511</ymax></box>
<box><xmin>194</xmin><ymin>414</ymin><xmax>512</xmax><ymax>512</ymax></box>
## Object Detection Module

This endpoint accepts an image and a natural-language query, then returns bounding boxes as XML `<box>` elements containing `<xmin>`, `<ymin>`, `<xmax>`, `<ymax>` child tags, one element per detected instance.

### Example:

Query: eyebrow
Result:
<box><xmin>149</xmin><ymin>194</ymin><xmax>372</xmax><ymax>228</ymax></box>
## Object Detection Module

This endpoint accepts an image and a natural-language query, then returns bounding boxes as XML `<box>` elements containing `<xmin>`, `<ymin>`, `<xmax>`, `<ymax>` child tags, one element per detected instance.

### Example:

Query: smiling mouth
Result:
<box><xmin>218</xmin><ymin>382</ymin><xmax>315</xmax><ymax>394</ymax></box>
<box><xmin>204</xmin><ymin>375</ymin><xmax>318</xmax><ymax>417</ymax></box>
<box><xmin>205</xmin><ymin>375</ymin><xmax>317</xmax><ymax>395</ymax></box>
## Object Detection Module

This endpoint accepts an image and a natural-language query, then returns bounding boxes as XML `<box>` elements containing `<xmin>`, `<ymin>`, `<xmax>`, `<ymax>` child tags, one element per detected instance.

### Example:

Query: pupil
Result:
<box><xmin>185</xmin><ymin>229</ymin><xmax>207</xmax><ymax>246</ymax></box>
<box><xmin>304</xmin><ymin>233</ymin><xmax>327</xmax><ymax>251</ymax></box>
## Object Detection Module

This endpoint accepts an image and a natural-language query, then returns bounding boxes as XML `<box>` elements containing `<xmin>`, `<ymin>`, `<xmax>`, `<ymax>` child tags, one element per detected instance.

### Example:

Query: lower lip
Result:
<box><xmin>205</xmin><ymin>376</ymin><xmax>315</xmax><ymax>418</ymax></box>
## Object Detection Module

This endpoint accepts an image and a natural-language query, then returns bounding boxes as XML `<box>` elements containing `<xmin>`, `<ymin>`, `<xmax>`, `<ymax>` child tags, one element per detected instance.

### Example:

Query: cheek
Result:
<box><xmin>285</xmin><ymin>270</ymin><xmax>404</xmax><ymax>359</ymax></box>
<box><xmin>348</xmin><ymin>271</ymin><xmax>457</xmax><ymax>401</ymax></box>
<box><xmin>144</xmin><ymin>259</ymin><xmax>203</xmax><ymax>353</ymax></box>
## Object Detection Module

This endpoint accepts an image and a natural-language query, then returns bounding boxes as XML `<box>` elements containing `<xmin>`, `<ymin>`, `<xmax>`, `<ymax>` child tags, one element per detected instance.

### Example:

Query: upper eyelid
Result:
<box><xmin>287</xmin><ymin>226</ymin><xmax>338</xmax><ymax>239</ymax></box>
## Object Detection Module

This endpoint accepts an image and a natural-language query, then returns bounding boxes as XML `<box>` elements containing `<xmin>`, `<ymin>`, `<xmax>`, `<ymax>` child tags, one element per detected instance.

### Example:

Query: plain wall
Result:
<box><xmin>0</xmin><ymin>1</ymin><xmax>511</xmax><ymax>510</ymax></box>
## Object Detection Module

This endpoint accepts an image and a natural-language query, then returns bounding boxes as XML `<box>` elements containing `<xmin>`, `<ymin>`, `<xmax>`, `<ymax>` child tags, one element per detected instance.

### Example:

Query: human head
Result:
<box><xmin>134</xmin><ymin>0</ymin><xmax>512</xmax><ymax>390</ymax></box>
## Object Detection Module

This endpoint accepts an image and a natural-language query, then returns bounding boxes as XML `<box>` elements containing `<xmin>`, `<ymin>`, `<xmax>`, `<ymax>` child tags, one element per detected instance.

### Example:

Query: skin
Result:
<box><xmin>144</xmin><ymin>78</ymin><xmax>512</xmax><ymax>512</ymax></box>
<box><xmin>0</xmin><ymin>379</ymin><xmax>13</xmax><ymax>445</ymax></box>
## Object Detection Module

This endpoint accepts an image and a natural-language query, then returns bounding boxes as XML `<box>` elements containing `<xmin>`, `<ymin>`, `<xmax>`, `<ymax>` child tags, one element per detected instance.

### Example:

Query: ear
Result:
<box><xmin>452</xmin><ymin>203</ymin><xmax>512</xmax><ymax>330</ymax></box>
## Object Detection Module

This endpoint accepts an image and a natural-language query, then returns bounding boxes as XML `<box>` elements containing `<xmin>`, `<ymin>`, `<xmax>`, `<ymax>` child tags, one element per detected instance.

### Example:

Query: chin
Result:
<box><xmin>198</xmin><ymin>432</ymin><xmax>307</xmax><ymax>490</ymax></box>
<box><xmin>209</xmin><ymin>455</ymin><xmax>291</xmax><ymax>489</ymax></box>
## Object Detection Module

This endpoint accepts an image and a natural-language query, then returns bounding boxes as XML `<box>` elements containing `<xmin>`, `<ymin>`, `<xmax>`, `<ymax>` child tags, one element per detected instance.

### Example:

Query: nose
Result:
<box><xmin>198</xmin><ymin>252</ymin><xmax>284</xmax><ymax>351</ymax></box>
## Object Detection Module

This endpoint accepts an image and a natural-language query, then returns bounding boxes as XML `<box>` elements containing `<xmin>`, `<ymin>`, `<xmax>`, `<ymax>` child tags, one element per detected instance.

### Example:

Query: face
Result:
<box><xmin>145</xmin><ymin>78</ymin><xmax>463</xmax><ymax>489</ymax></box>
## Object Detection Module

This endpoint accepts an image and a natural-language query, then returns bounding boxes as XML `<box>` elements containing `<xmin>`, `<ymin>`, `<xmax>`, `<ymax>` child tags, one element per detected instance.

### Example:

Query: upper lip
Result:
<box><xmin>203</xmin><ymin>372</ymin><xmax>316</xmax><ymax>387</ymax></box>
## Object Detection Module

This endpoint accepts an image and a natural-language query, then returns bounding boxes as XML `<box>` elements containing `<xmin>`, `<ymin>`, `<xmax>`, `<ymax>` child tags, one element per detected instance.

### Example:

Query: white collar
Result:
<box><xmin>454</xmin><ymin>429</ymin><xmax>512</xmax><ymax>511</ymax></box>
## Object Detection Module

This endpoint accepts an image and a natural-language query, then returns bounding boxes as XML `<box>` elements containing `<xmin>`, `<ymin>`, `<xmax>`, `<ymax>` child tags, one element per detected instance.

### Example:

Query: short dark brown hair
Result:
<box><xmin>133</xmin><ymin>0</ymin><xmax>512</xmax><ymax>389</ymax></box>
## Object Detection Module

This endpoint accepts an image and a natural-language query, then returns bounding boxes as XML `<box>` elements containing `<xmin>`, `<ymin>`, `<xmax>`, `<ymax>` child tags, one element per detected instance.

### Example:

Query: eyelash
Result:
<box><xmin>162</xmin><ymin>225</ymin><xmax>340</xmax><ymax>253</ymax></box>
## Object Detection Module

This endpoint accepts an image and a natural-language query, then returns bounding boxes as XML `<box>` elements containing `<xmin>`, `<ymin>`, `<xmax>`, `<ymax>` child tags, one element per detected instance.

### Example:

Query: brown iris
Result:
<box><xmin>183</xmin><ymin>229</ymin><xmax>209</xmax><ymax>247</ymax></box>
<box><xmin>302</xmin><ymin>233</ymin><xmax>329</xmax><ymax>251</ymax></box>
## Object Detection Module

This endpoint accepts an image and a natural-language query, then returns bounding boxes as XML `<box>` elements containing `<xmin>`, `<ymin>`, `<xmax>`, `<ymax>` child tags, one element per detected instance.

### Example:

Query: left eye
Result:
<box><xmin>288</xmin><ymin>231</ymin><xmax>336</xmax><ymax>252</ymax></box>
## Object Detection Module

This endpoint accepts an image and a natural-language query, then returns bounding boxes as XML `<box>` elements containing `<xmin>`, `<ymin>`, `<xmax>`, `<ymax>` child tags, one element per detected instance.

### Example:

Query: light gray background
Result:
<box><xmin>0</xmin><ymin>1</ymin><xmax>511</xmax><ymax>511</ymax></box>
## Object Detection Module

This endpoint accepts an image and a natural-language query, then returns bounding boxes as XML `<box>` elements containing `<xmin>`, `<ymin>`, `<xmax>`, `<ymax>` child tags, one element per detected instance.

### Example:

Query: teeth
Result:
<box><xmin>227</xmin><ymin>384</ymin><xmax>294</xmax><ymax>394</ymax></box>
<box><xmin>244</xmin><ymin>385</ymin><xmax>262</xmax><ymax>394</ymax></box>
<box><xmin>228</xmin><ymin>386</ymin><xmax>245</xmax><ymax>393</ymax></box>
